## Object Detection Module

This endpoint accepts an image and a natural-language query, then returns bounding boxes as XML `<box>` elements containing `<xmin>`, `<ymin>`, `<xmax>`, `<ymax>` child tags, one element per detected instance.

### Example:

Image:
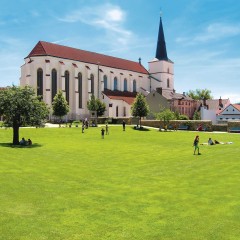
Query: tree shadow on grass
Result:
<box><xmin>0</xmin><ymin>143</ymin><xmax>43</xmax><ymax>148</ymax></box>
<box><xmin>131</xmin><ymin>126</ymin><xmax>150</xmax><ymax>131</ymax></box>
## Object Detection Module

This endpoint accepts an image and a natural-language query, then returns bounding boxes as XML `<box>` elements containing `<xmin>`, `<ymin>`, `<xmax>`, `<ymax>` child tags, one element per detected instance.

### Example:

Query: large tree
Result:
<box><xmin>131</xmin><ymin>93</ymin><xmax>150</xmax><ymax>128</ymax></box>
<box><xmin>87</xmin><ymin>95</ymin><xmax>106</xmax><ymax>123</ymax></box>
<box><xmin>0</xmin><ymin>86</ymin><xmax>49</xmax><ymax>145</ymax></box>
<box><xmin>52</xmin><ymin>91</ymin><xmax>69</xmax><ymax>126</ymax></box>
<box><xmin>187</xmin><ymin>89</ymin><xmax>213</xmax><ymax>100</ymax></box>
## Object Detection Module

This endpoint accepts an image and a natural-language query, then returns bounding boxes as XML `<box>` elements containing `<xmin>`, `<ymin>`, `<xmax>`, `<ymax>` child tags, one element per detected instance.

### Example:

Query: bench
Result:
<box><xmin>178</xmin><ymin>125</ymin><xmax>189</xmax><ymax>130</ymax></box>
<box><xmin>229</xmin><ymin>127</ymin><xmax>240</xmax><ymax>133</ymax></box>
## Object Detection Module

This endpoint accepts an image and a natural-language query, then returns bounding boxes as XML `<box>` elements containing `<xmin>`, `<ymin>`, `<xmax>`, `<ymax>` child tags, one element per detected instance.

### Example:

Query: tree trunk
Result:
<box><xmin>139</xmin><ymin>117</ymin><xmax>141</xmax><ymax>128</ymax></box>
<box><xmin>13</xmin><ymin>125</ymin><xmax>19</xmax><ymax>145</ymax></box>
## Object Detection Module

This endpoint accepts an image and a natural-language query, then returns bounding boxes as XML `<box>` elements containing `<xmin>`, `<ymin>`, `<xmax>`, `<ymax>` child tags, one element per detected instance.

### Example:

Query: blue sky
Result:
<box><xmin>1</xmin><ymin>0</ymin><xmax>240</xmax><ymax>103</ymax></box>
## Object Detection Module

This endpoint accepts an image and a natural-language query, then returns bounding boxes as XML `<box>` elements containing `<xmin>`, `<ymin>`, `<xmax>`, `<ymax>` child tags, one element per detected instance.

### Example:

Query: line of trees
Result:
<box><xmin>0</xmin><ymin>86</ymin><xmax>107</xmax><ymax>145</ymax></box>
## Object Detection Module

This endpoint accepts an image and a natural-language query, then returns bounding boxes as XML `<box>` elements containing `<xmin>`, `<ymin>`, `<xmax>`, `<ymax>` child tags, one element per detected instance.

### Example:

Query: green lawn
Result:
<box><xmin>0</xmin><ymin>126</ymin><xmax>239</xmax><ymax>240</ymax></box>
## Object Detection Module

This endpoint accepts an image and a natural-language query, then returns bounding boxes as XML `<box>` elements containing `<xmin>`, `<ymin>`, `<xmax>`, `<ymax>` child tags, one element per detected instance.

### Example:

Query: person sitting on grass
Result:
<box><xmin>19</xmin><ymin>137</ymin><xmax>26</xmax><ymax>146</ymax></box>
<box><xmin>27</xmin><ymin>139</ymin><xmax>32</xmax><ymax>146</ymax></box>
<box><xmin>208</xmin><ymin>138</ymin><xmax>214</xmax><ymax>145</ymax></box>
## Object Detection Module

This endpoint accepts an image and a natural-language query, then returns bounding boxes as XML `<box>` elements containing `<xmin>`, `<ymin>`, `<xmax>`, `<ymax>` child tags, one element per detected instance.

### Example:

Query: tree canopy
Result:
<box><xmin>0</xmin><ymin>86</ymin><xmax>49</xmax><ymax>145</ymax></box>
<box><xmin>52</xmin><ymin>91</ymin><xmax>69</xmax><ymax>123</ymax></box>
<box><xmin>131</xmin><ymin>93</ymin><xmax>150</xmax><ymax>127</ymax></box>
<box><xmin>187</xmin><ymin>89</ymin><xmax>213</xmax><ymax>100</ymax></box>
<box><xmin>87</xmin><ymin>95</ymin><xmax>106</xmax><ymax>119</ymax></box>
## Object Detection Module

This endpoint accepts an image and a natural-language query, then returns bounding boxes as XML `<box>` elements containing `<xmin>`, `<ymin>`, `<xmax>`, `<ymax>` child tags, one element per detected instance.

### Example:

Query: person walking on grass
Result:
<box><xmin>105</xmin><ymin>124</ymin><xmax>109</xmax><ymax>135</ymax></box>
<box><xmin>122</xmin><ymin>120</ymin><xmax>126</xmax><ymax>131</ymax></box>
<box><xmin>193</xmin><ymin>135</ymin><xmax>201</xmax><ymax>155</ymax></box>
<box><xmin>101</xmin><ymin>128</ymin><xmax>105</xmax><ymax>139</ymax></box>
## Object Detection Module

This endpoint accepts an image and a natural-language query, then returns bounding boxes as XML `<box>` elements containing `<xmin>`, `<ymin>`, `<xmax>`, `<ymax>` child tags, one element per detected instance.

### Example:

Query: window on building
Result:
<box><xmin>124</xmin><ymin>78</ymin><xmax>128</xmax><ymax>91</ymax></box>
<box><xmin>90</xmin><ymin>74</ymin><xmax>94</xmax><ymax>94</ymax></box>
<box><xmin>51</xmin><ymin>69</ymin><xmax>57</xmax><ymax>102</ymax></box>
<box><xmin>123</xmin><ymin>106</ymin><xmax>126</xmax><ymax>117</ymax></box>
<box><xmin>78</xmin><ymin>72</ymin><xmax>82</xmax><ymax>108</ymax></box>
<box><xmin>65</xmin><ymin>71</ymin><xmax>70</xmax><ymax>103</ymax></box>
<box><xmin>116</xmin><ymin>106</ymin><xmax>119</xmax><ymax>117</ymax></box>
<box><xmin>133</xmin><ymin>80</ymin><xmax>136</xmax><ymax>92</ymax></box>
<box><xmin>114</xmin><ymin>77</ymin><xmax>118</xmax><ymax>90</ymax></box>
<box><xmin>37</xmin><ymin>68</ymin><xmax>43</xmax><ymax>97</ymax></box>
<box><xmin>167</xmin><ymin>78</ymin><xmax>170</xmax><ymax>88</ymax></box>
<box><xmin>103</xmin><ymin>75</ymin><xmax>107</xmax><ymax>89</ymax></box>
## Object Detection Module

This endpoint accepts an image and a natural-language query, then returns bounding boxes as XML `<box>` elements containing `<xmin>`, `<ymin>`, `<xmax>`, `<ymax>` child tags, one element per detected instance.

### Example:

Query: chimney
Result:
<box><xmin>183</xmin><ymin>92</ymin><xmax>186</xmax><ymax>96</ymax></box>
<box><xmin>156</xmin><ymin>87</ymin><xmax>162</xmax><ymax>95</ymax></box>
<box><xmin>219</xmin><ymin>96</ymin><xmax>223</xmax><ymax>108</ymax></box>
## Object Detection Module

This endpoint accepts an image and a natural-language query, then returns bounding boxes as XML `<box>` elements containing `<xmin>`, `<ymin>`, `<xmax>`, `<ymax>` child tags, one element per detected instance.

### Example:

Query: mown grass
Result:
<box><xmin>0</xmin><ymin>126</ymin><xmax>240</xmax><ymax>240</ymax></box>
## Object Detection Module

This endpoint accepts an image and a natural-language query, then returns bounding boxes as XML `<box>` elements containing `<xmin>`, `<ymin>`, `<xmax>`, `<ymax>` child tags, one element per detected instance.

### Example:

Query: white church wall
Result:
<box><xmin>148</xmin><ymin>59</ymin><xmax>174</xmax><ymax>93</ymax></box>
<box><xmin>21</xmin><ymin>55</ymin><xmax>149</xmax><ymax>119</ymax></box>
<box><xmin>200</xmin><ymin>107</ymin><xmax>216</xmax><ymax>124</ymax></box>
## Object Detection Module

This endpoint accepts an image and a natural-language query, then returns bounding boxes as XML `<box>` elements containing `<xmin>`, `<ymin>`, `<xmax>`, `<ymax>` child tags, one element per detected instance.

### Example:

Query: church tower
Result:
<box><xmin>148</xmin><ymin>16</ymin><xmax>174</xmax><ymax>94</ymax></box>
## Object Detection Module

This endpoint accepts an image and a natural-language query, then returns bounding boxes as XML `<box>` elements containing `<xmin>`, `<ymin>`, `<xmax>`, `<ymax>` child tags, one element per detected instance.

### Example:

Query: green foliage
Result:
<box><xmin>131</xmin><ymin>93</ymin><xmax>150</xmax><ymax>127</ymax></box>
<box><xmin>87</xmin><ymin>95</ymin><xmax>106</xmax><ymax>118</ymax></box>
<box><xmin>178</xmin><ymin>114</ymin><xmax>189</xmax><ymax>120</ymax></box>
<box><xmin>0</xmin><ymin>85</ymin><xmax>49</xmax><ymax>144</ymax></box>
<box><xmin>187</xmin><ymin>88</ymin><xmax>213</xmax><ymax>100</ymax></box>
<box><xmin>52</xmin><ymin>91</ymin><xmax>69</xmax><ymax>119</ymax></box>
<box><xmin>155</xmin><ymin>109</ymin><xmax>176</xmax><ymax>123</ymax></box>
<box><xmin>0</xmin><ymin>127</ymin><xmax>239</xmax><ymax>239</ymax></box>
<box><xmin>193</xmin><ymin>110</ymin><xmax>201</xmax><ymax>120</ymax></box>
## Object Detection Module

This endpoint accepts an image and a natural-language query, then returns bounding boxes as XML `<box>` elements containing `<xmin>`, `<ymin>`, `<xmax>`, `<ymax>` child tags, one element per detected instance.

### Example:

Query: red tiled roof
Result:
<box><xmin>103</xmin><ymin>89</ymin><xmax>137</xmax><ymax>105</ymax></box>
<box><xmin>233</xmin><ymin>104</ymin><xmax>240</xmax><ymax>111</ymax></box>
<box><xmin>27</xmin><ymin>41</ymin><xmax>149</xmax><ymax>74</ymax></box>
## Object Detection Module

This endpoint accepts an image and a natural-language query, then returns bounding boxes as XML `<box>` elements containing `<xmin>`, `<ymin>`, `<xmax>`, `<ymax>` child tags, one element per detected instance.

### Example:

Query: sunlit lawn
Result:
<box><xmin>0</xmin><ymin>126</ymin><xmax>240</xmax><ymax>240</ymax></box>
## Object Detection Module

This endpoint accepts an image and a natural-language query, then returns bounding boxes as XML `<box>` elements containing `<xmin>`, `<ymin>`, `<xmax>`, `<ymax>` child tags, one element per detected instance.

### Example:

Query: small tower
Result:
<box><xmin>148</xmin><ymin>16</ymin><xmax>174</xmax><ymax>94</ymax></box>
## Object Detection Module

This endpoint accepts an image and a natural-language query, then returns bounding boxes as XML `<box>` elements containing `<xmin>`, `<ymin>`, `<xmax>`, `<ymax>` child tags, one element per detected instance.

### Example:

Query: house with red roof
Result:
<box><xmin>19</xmin><ymin>17</ymin><xmax>179</xmax><ymax>119</ymax></box>
<box><xmin>200</xmin><ymin>98</ymin><xmax>231</xmax><ymax>124</ymax></box>
<box><xmin>216</xmin><ymin>104</ymin><xmax>240</xmax><ymax>123</ymax></box>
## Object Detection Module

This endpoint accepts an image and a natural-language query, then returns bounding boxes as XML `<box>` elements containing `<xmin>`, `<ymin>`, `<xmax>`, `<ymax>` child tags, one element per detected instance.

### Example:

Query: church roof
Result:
<box><xmin>27</xmin><ymin>41</ymin><xmax>149</xmax><ymax>74</ymax></box>
<box><xmin>102</xmin><ymin>89</ymin><xmax>137</xmax><ymax>105</ymax></box>
<box><xmin>155</xmin><ymin>17</ymin><xmax>171</xmax><ymax>62</ymax></box>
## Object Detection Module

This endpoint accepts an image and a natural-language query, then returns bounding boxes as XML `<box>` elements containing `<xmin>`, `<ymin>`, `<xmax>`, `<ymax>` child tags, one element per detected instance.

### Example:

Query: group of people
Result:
<box><xmin>193</xmin><ymin>135</ymin><xmax>233</xmax><ymax>155</ymax></box>
<box><xmin>101</xmin><ymin>121</ymin><xmax>126</xmax><ymax>139</ymax></box>
<box><xmin>19</xmin><ymin>137</ymin><xmax>32</xmax><ymax>146</ymax></box>
<box><xmin>101</xmin><ymin>123</ymin><xmax>109</xmax><ymax>139</ymax></box>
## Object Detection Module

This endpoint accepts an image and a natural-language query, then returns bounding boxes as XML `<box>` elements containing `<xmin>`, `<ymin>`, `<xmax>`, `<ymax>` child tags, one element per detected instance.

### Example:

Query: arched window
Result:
<box><xmin>90</xmin><ymin>74</ymin><xmax>94</xmax><ymax>94</ymax></box>
<box><xmin>114</xmin><ymin>77</ymin><xmax>118</xmax><ymax>90</ymax></box>
<box><xmin>123</xmin><ymin>106</ymin><xmax>126</xmax><ymax>117</ymax></box>
<box><xmin>124</xmin><ymin>78</ymin><xmax>128</xmax><ymax>91</ymax></box>
<box><xmin>116</xmin><ymin>106</ymin><xmax>119</xmax><ymax>117</ymax></box>
<box><xmin>103</xmin><ymin>75</ymin><xmax>107</xmax><ymax>89</ymax></box>
<box><xmin>37</xmin><ymin>68</ymin><xmax>43</xmax><ymax>97</ymax></box>
<box><xmin>51</xmin><ymin>69</ymin><xmax>57</xmax><ymax>102</ymax></box>
<box><xmin>133</xmin><ymin>80</ymin><xmax>137</xmax><ymax>92</ymax></box>
<box><xmin>167</xmin><ymin>78</ymin><xmax>170</xmax><ymax>88</ymax></box>
<box><xmin>65</xmin><ymin>71</ymin><xmax>69</xmax><ymax>103</ymax></box>
<box><xmin>78</xmin><ymin>72</ymin><xmax>82</xmax><ymax>108</ymax></box>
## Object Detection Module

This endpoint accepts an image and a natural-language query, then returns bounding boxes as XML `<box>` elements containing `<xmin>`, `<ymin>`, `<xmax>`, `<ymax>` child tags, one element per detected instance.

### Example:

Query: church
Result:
<box><xmin>20</xmin><ymin>17</ymin><xmax>175</xmax><ymax>120</ymax></box>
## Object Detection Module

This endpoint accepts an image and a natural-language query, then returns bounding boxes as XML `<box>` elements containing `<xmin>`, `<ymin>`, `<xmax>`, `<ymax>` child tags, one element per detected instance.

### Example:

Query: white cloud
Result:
<box><xmin>57</xmin><ymin>4</ymin><xmax>132</xmax><ymax>46</ymax></box>
<box><xmin>176</xmin><ymin>22</ymin><xmax>240</xmax><ymax>45</ymax></box>
<box><xmin>30</xmin><ymin>10</ymin><xmax>40</xmax><ymax>17</ymax></box>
